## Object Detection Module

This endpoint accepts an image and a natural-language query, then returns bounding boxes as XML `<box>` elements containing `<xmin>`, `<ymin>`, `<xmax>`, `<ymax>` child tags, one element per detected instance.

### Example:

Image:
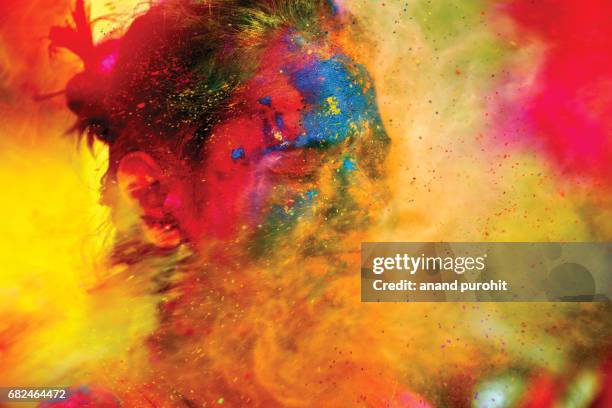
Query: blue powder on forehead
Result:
<box><xmin>288</xmin><ymin>55</ymin><xmax>379</xmax><ymax>148</ymax></box>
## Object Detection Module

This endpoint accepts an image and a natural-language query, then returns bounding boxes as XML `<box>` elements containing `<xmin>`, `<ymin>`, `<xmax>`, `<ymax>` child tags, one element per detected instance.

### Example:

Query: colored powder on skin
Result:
<box><xmin>290</xmin><ymin>55</ymin><xmax>378</xmax><ymax>147</ymax></box>
<box><xmin>231</xmin><ymin>147</ymin><xmax>245</xmax><ymax>160</ymax></box>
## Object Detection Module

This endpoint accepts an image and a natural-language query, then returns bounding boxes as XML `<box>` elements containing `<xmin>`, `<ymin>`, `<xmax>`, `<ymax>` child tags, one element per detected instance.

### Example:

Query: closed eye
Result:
<box><xmin>78</xmin><ymin>118</ymin><xmax>116</xmax><ymax>146</ymax></box>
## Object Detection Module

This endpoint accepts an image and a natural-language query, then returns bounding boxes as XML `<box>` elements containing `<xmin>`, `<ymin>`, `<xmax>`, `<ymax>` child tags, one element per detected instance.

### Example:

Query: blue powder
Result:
<box><xmin>231</xmin><ymin>147</ymin><xmax>245</xmax><ymax>160</ymax></box>
<box><xmin>275</xmin><ymin>112</ymin><xmax>285</xmax><ymax>130</ymax></box>
<box><xmin>262</xmin><ymin>143</ymin><xmax>290</xmax><ymax>155</ymax></box>
<box><xmin>326</xmin><ymin>0</ymin><xmax>338</xmax><ymax>15</ymax></box>
<box><xmin>341</xmin><ymin>156</ymin><xmax>357</xmax><ymax>172</ymax></box>
<box><xmin>258</xmin><ymin>96</ymin><xmax>272</xmax><ymax>106</ymax></box>
<box><xmin>305</xmin><ymin>189</ymin><xmax>318</xmax><ymax>202</ymax></box>
<box><xmin>289</xmin><ymin>55</ymin><xmax>378</xmax><ymax>148</ymax></box>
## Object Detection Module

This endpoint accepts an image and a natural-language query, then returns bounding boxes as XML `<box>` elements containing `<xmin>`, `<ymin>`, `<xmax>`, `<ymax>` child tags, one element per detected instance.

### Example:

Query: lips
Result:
<box><xmin>141</xmin><ymin>213</ymin><xmax>178</xmax><ymax>229</ymax></box>
<box><xmin>140</xmin><ymin>213</ymin><xmax>182</xmax><ymax>248</ymax></box>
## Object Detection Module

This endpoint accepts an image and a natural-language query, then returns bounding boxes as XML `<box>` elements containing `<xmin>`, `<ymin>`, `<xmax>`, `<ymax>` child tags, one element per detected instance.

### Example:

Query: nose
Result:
<box><xmin>116</xmin><ymin>152</ymin><xmax>165</xmax><ymax>212</ymax></box>
<box><xmin>116</xmin><ymin>151</ymin><xmax>183</xmax><ymax>248</ymax></box>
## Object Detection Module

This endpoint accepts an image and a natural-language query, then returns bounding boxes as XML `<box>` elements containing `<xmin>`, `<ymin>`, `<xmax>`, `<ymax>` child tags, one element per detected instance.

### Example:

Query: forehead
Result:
<box><xmin>97</xmin><ymin>30</ymin><xmax>377</xmax><ymax>150</ymax></box>
<box><xmin>188</xmin><ymin>32</ymin><xmax>385</xmax><ymax>195</ymax></box>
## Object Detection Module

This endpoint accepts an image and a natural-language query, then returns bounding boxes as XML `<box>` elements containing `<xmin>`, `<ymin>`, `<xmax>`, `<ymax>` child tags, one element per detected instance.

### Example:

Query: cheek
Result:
<box><xmin>162</xmin><ymin>178</ymin><xmax>201</xmax><ymax>243</ymax></box>
<box><xmin>193</xmin><ymin>122</ymin><xmax>315</xmax><ymax>240</ymax></box>
<box><xmin>189</xmin><ymin>81</ymin><xmax>312</xmax><ymax>241</ymax></box>
<box><xmin>194</xmin><ymin>118</ymin><xmax>263</xmax><ymax>240</ymax></box>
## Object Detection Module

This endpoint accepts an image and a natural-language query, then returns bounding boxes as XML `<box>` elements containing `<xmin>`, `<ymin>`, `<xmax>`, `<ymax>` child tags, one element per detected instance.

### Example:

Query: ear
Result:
<box><xmin>116</xmin><ymin>151</ymin><xmax>182</xmax><ymax>248</ymax></box>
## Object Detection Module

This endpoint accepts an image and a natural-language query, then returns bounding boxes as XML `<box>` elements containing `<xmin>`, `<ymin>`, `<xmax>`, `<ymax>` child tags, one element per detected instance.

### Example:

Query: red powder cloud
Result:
<box><xmin>505</xmin><ymin>0</ymin><xmax>612</xmax><ymax>186</ymax></box>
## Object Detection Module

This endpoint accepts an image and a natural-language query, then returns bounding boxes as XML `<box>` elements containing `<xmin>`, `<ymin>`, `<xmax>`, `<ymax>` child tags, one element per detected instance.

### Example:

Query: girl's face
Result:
<box><xmin>75</xmin><ymin>32</ymin><xmax>387</xmax><ymax>251</ymax></box>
